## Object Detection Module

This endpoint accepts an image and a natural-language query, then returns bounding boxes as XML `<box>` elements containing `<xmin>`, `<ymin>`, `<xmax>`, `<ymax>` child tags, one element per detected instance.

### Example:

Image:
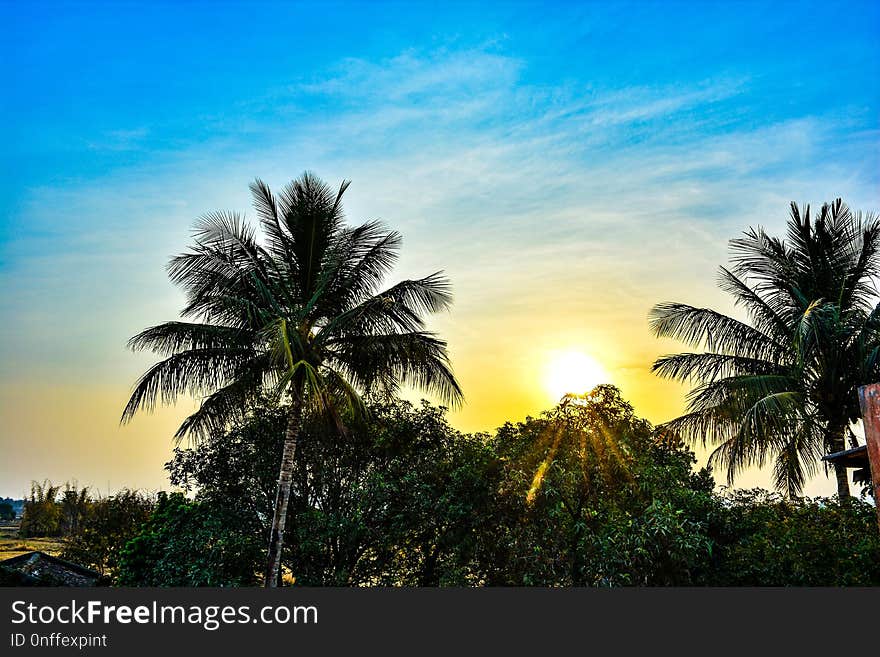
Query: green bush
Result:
<box><xmin>481</xmin><ymin>386</ymin><xmax>716</xmax><ymax>586</ymax></box>
<box><xmin>699</xmin><ymin>489</ymin><xmax>880</xmax><ymax>586</ymax></box>
<box><xmin>60</xmin><ymin>490</ymin><xmax>154</xmax><ymax>579</ymax></box>
<box><xmin>117</xmin><ymin>493</ymin><xmax>263</xmax><ymax>586</ymax></box>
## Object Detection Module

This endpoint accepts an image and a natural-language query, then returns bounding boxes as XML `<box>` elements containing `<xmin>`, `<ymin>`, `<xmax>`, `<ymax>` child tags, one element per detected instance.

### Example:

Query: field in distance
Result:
<box><xmin>0</xmin><ymin>524</ymin><xmax>64</xmax><ymax>561</ymax></box>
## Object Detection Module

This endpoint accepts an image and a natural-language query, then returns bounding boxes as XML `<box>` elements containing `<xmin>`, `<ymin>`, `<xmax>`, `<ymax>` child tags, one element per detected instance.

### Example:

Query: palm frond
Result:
<box><xmin>329</xmin><ymin>331</ymin><xmax>463</xmax><ymax>407</ymax></box>
<box><xmin>318</xmin><ymin>273</ymin><xmax>453</xmax><ymax>342</ymax></box>
<box><xmin>278</xmin><ymin>172</ymin><xmax>348</xmax><ymax>298</ymax></box>
<box><xmin>127</xmin><ymin>322</ymin><xmax>252</xmax><ymax>356</ymax></box>
<box><xmin>716</xmin><ymin>267</ymin><xmax>791</xmax><ymax>340</ymax></box>
<box><xmin>309</xmin><ymin>221</ymin><xmax>402</xmax><ymax>319</ymax></box>
<box><xmin>174</xmin><ymin>365</ymin><xmax>270</xmax><ymax>442</ymax></box>
<box><xmin>121</xmin><ymin>348</ymin><xmax>258</xmax><ymax>423</ymax></box>
<box><xmin>652</xmin><ymin>351</ymin><xmax>783</xmax><ymax>384</ymax></box>
<box><xmin>649</xmin><ymin>302</ymin><xmax>784</xmax><ymax>360</ymax></box>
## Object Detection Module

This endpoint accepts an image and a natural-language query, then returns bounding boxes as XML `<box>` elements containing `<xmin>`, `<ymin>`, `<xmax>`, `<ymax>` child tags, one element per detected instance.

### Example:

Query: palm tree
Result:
<box><xmin>650</xmin><ymin>199</ymin><xmax>880</xmax><ymax>499</ymax></box>
<box><xmin>122</xmin><ymin>172</ymin><xmax>463</xmax><ymax>586</ymax></box>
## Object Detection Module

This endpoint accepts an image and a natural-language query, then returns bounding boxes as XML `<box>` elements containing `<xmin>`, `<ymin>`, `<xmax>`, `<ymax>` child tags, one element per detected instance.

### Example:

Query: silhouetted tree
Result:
<box><xmin>19</xmin><ymin>481</ymin><xmax>61</xmax><ymax>537</ymax></box>
<box><xmin>61</xmin><ymin>490</ymin><xmax>154</xmax><ymax>578</ymax></box>
<box><xmin>651</xmin><ymin>200</ymin><xmax>880</xmax><ymax>498</ymax></box>
<box><xmin>122</xmin><ymin>173</ymin><xmax>462</xmax><ymax>585</ymax></box>
<box><xmin>485</xmin><ymin>385</ymin><xmax>714</xmax><ymax>585</ymax></box>
<box><xmin>0</xmin><ymin>501</ymin><xmax>14</xmax><ymax>521</ymax></box>
<box><xmin>166</xmin><ymin>397</ymin><xmax>494</xmax><ymax>585</ymax></box>
<box><xmin>59</xmin><ymin>483</ymin><xmax>90</xmax><ymax>537</ymax></box>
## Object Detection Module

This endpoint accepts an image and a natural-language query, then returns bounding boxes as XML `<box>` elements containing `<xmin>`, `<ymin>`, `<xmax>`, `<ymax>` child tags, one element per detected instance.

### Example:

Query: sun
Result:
<box><xmin>544</xmin><ymin>350</ymin><xmax>608</xmax><ymax>402</ymax></box>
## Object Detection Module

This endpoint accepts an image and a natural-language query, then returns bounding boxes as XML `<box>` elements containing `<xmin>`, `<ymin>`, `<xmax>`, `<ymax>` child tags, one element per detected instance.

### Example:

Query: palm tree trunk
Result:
<box><xmin>833</xmin><ymin>464</ymin><xmax>850</xmax><ymax>502</ymax></box>
<box><xmin>264</xmin><ymin>394</ymin><xmax>304</xmax><ymax>587</ymax></box>
<box><xmin>828</xmin><ymin>424</ymin><xmax>851</xmax><ymax>502</ymax></box>
<box><xmin>417</xmin><ymin>543</ymin><xmax>441</xmax><ymax>586</ymax></box>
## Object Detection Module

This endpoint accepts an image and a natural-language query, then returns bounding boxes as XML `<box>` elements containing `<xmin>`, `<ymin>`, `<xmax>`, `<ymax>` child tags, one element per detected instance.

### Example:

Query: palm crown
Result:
<box><xmin>123</xmin><ymin>173</ymin><xmax>461</xmax><ymax>433</ymax></box>
<box><xmin>122</xmin><ymin>172</ymin><xmax>463</xmax><ymax>584</ymax></box>
<box><xmin>650</xmin><ymin>200</ymin><xmax>880</xmax><ymax>497</ymax></box>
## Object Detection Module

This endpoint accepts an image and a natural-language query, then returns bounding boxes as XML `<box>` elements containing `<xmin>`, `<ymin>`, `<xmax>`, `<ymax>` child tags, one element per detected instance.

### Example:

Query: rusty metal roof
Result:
<box><xmin>0</xmin><ymin>551</ymin><xmax>101</xmax><ymax>586</ymax></box>
<box><xmin>822</xmin><ymin>444</ymin><xmax>869</xmax><ymax>467</ymax></box>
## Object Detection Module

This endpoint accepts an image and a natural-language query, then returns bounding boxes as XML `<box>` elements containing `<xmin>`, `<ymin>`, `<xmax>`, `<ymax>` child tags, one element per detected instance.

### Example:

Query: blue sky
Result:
<box><xmin>1</xmin><ymin>0</ymin><xmax>878</xmax><ymax>496</ymax></box>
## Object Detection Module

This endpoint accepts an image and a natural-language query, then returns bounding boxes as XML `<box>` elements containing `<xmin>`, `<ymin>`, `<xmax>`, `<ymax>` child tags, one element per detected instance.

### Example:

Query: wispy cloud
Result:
<box><xmin>2</xmin><ymin>35</ymin><xmax>877</xmax><ymax>495</ymax></box>
<box><xmin>87</xmin><ymin>126</ymin><xmax>151</xmax><ymax>152</ymax></box>
<box><xmin>297</xmin><ymin>48</ymin><xmax>523</xmax><ymax>101</ymax></box>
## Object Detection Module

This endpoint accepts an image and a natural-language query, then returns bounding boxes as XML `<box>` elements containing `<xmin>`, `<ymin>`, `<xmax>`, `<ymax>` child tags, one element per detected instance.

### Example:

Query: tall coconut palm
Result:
<box><xmin>121</xmin><ymin>172</ymin><xmax>463</xmax><ymax>586</ymax></box>
<box><xmin>650</xmin><ymin>199</ymin><xmax>880</xmax><ymax>499</ymax></box>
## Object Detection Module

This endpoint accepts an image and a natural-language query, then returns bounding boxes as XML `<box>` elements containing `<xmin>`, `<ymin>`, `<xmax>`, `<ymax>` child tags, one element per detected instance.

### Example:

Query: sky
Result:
<box><xmin>1</xmin><ymin>0</ymin><xmax>878</xmax><ymax>498</ymax></box>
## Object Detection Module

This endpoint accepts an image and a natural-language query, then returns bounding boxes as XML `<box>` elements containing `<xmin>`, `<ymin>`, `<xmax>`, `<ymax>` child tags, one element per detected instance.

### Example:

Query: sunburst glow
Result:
<box><xmin>544</xmin><ymin>350</ymin><xmax>608</xmax><ymax>402</ymax></box>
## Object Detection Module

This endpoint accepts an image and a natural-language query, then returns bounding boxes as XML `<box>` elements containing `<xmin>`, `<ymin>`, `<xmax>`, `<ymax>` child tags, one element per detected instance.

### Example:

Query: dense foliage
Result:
<box><xmin>481</xmin><ymin>386</ymin><xmax>716</xmax><ymax>585</ymax></box>
<box><xmin>9</xmin><ymin>396</ymin><xmax>879</xmax><ymax>587</ymax></box>
<box><xmin>165</xmin><ymin>397</ymin><xmax>495</xmax><ymax>585</ymax></box>
<box><xmin>700</xmin><ymin>489</ymin><xmax>880</xmax><ymax>585</ymax></box>
<box><xmin>96</xmin><ymin>185</ymin><xmax>879</xmax><ymax>587</ymax></box>
<box><xmin>149</xmin><ymin>388</ymin><xmax>879</xmax><ymax>586</ymax></box>
<box><xmin>60</xmin><ymin>490</ymin><xmax>154</xmax><ymax>578</ymax></box>
<box><xmin>116</xmin><ymin>492</ymin><xmax>262</xmax><ymax>586</ymax></box>
<box><xmin>15</xmin><ymin>482</ymin><xmax>153</xmax><ymax>578</ymax></box>
<box><xmin>0</xmin><ymin>501</ymin><xmax>15</xmax><ymax>521</ymax></box>
<box><xmin>19</xmin><ymin>481</ymin><xmax>63</xmax><ymax>537</ymax></box>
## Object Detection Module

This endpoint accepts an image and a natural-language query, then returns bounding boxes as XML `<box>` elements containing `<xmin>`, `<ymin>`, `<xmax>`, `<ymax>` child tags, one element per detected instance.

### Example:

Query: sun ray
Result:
<box><xmin>526</xmin><ymin>426</ymin><xmax>563</xmax><ymax>504</ymax></box>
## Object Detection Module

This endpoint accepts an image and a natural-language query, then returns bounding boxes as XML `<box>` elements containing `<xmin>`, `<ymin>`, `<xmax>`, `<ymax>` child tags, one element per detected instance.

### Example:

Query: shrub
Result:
<box><xmin>60</xmin><ymin>490</ymin><xmax>154</xmax><ymax>579</ymax></box>
<box><xmin>117</xmin><ymin>493</ymin><xmax>263</xmax><ymax>586</ymax></box>
<box><xmin>19</xmin><ymin>481</ymin><xmax>62</xmax><ymax>537</ymax></box>
<box><xmin>700</xmin><ymin>489</ymin><xmax>880</xmax><ymax>586</ymax></box>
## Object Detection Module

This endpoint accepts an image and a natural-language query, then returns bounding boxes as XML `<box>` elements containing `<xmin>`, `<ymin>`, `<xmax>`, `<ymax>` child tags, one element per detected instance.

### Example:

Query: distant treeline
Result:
<box><xmin>14</xmin><ymin>387</ymin><xmax>880</xmax><ymax>587</ymax></box>
<box><xmin>15</xmin><ymin>481</ymin><xmax>152</xmax><ymax>580</ymax></box>
<box><xmin>0</xmin><ymin>497</ymin><xmax>23</xmax><ymax>520</ymax></box>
